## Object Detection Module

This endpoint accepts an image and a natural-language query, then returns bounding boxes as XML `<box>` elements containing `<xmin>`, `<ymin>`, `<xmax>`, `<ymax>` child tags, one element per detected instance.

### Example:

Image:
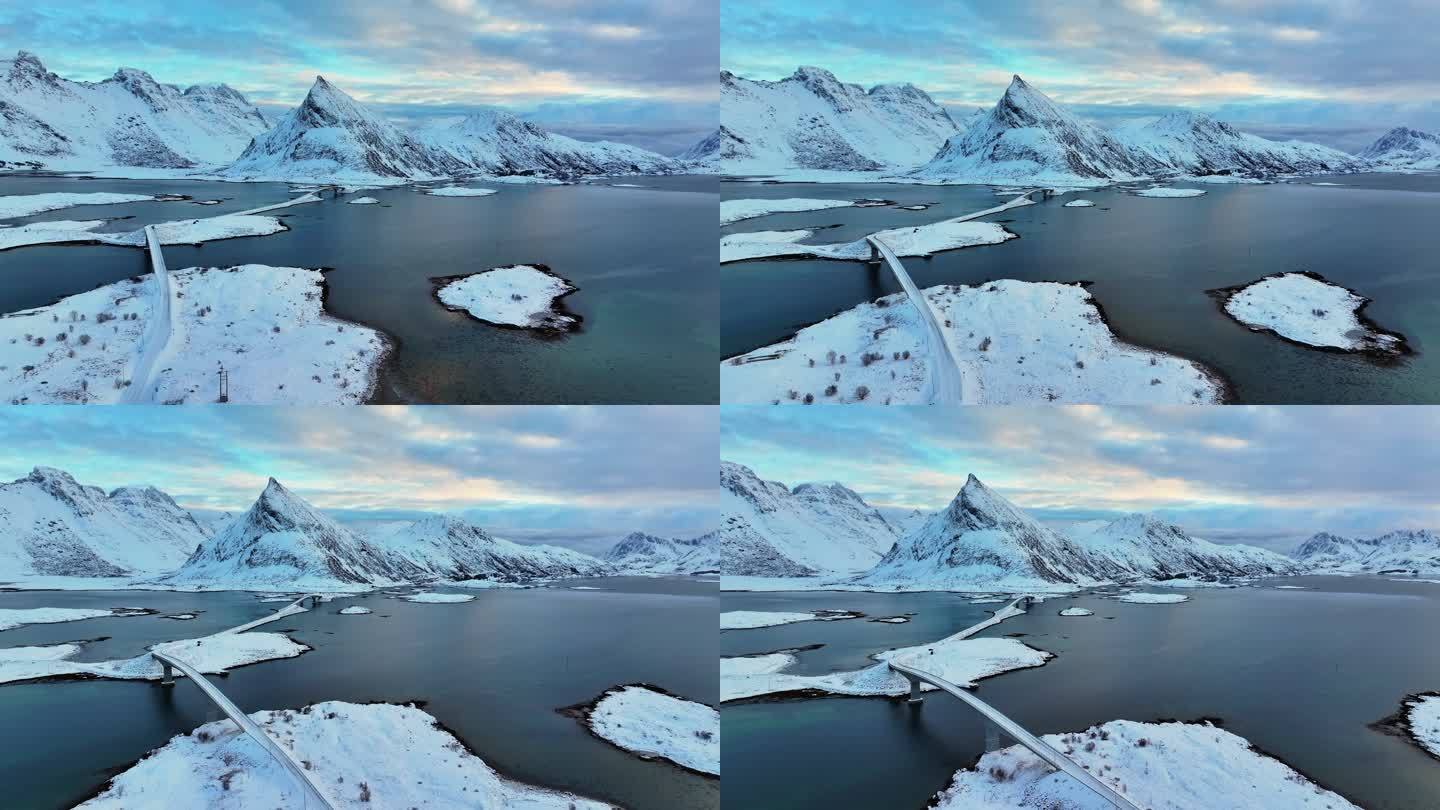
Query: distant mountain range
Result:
<box><xmin>1293</xmin><ymin>530</ymin><xmax>1440</xmax><ymax>575</ymax></box>
<box><xmin>0</xmin><ymin>51</ymin><xmax>680</xmax><ymax>180</ymax></box>
<box><xmin>718</xmin><ymin>65</ymin><xmax>1436</xmax><ymax>182</ymax></box>
<box><xmin>0</xmin><ymin>466</ymin><xmax>705</xmax><ymax>589</ymax></box>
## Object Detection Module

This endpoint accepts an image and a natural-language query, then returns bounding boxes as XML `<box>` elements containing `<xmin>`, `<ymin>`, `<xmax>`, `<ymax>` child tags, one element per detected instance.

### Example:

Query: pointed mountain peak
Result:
<box><xmin>27</xmin><ymin>466</ymin><xmax>82</xmax><ymax>490</ymax></box>
<box><xmin>13</xmin><ymin>50</ymin><xmax>45</xmax><ymax>71</ymax></box>
<box><xmin>793</xmin><ymin>65</ymin><xmax>840</xmax><ymax>84</ymax></box>
<box><xmin>256</xmin><ymin>477</ymin><xmax>317</xmax><ymax>513</ymax></box>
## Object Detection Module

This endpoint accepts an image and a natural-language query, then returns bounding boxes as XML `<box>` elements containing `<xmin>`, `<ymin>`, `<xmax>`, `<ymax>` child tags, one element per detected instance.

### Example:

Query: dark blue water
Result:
<box><xmin>0</xmin><ymin>174</ymin><xmax>718</xmax><ymax>404</ymax></box>
<box><xmin>722</xmin><ymin>175</ymin><xmax>1440</xmax><ymax>403</ymax></box>
<box><xmin>0</xmin><ymin>577</ymin><xmax>717</xmax><ymax>810</ymax></box>
<box><xmin>721</xmin><ymin>577</ymin><xmax>1440</xmax><ymax>809</ymax></box>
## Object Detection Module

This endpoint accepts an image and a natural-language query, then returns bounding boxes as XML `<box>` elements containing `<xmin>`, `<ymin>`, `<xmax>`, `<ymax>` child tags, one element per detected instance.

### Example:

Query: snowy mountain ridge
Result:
<box><xmin>1294</xmin><ymin>528</ymin><xmax>1440</xmax><ymax>575</ymax></box>
<box><xmin>0</xmin><ymin>467</ymin><xmax>208</xmax><ymax>578</ymax></box>
<box><xmin>720</xmin><ymin>460</ymin><xmax>900</xmax><ymax>576</ymax></box>
<box><xmin>603</xmin><ymin>530</ymin><xmax>720</xmax><ymax>575</ymax></box>
<box><xmin>720</xmin><ymin>66</ymin><xmax>966</xmax><ymax>174</ymax></box>
<box><xmin>1356</xmin><ymin>126</ymin><xmax>1440</xmax><ymax>170</ymax></box>
<box><xmin>0</xmin><ymin>50</ymin><xmax>270</xmax><ymax>171</ymax></box>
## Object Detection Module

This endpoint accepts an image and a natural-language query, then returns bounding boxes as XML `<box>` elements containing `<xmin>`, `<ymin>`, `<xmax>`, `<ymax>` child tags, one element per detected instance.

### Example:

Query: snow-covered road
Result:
<box><xmin>118</xmin><ymin>225</ymin><xmax>173</xmax><ymax>404</ymax></box>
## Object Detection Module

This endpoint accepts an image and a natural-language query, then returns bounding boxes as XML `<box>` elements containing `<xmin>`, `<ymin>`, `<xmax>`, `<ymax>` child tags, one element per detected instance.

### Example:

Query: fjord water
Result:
<box><xmin>0</xmin><ymin>578</ymin><xmax>717</xmax><ymax>810</ymax></box>
<box><xmin>0</xmin><ymin>174</ymin><xmax>717</xmax><ymax>403</ymax></box>
<box><xmin>722</xmin><ymin>175</ymin><xmax>1440</xmax><ymax>403</ymax></box>
<box><xmin>721</xmin><ymin>578</ymin><xmax>1440</xmax><ymax>810</ymax></box>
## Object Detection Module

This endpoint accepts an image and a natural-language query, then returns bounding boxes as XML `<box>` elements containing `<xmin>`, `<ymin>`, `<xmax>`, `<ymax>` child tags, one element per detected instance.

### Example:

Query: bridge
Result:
<box><xmin>887</xmin><ymin>594</ymin><xmax>1142</xmax><ymax>810</ymax></box>
<box><xmin>862</xmin><ymin>188</ymin><xmax>1051</xmax><ymax>404</ymax></box>
<box><xmin>117</xmin><ymin>225</ymin><xmax>173</xmax><ymax>404</ymax></box>
<box><xmin>151</xmin><ymin>594</ymin><xmax>335</xmax><ymax>809</ymax></box>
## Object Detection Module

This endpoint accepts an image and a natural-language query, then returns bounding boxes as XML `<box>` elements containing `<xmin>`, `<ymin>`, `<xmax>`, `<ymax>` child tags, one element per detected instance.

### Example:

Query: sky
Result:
<box><xmin>721</xmin><ymin>406</ymin><xmax>1440</xmax><ymax>553</ymax></box>
<box><xmin>721</xmin><ymin>0</ymin><xmax>1440</xmax><ymax>152</ymax></box>
<box><xmin>0</xmin><ymin>0</ymin><xmax>717</xmax><ymax>155</ymax></box>
<box><xmin>0</xmin><ymin>406</ymin><xmax>717</xmax><ymax>555</ymax></box>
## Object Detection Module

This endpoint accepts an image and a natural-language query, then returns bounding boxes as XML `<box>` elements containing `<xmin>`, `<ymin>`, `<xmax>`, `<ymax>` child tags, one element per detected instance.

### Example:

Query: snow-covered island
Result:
<box><xmin>425</xmin><ymin>186</ymin><xmax>498</xmax><ymax>197</ymax></box>
<box><xmin>720</xmin><ymin>609</ymin><xmax>862</xmax><ymax>629</ymax></box>
<box><xmin>0</xmin><ymin>192</ymin><xmax>158</xmax><ymax>219</ymax></box>
<box><xmin>721</xmin><ymin>280</ymin><xmax>1226</xmax><ymax>405</ymax></box>
<box><xmin>0</xmin><ymin>631</ymin><xmax>307</xmax><ymax>685</ymax></box>
<box><xmin>568</xmin><ymin>684</ymin><xmax>719</xmax><ymax>777</ymax></box>
<box><xmin>1133</xmin><ymin>186</ymin><xmax>1207</xmax><ymax>198</ymax></box>
<box><xmin>720</xmin><ymin>197</ymin><xmax>856</xmax><ymax>225</ymax></box>
<box><xmin>0</xmin><ymin>606</ymin><xmax>146</xmax><ymax>631</ymax></box>
<box><xmin>1213</xmin><ymin>271</ymin><xmax>1409</xmax><ymax>357</ymax></box>
<box><xmin>1059</xmin><ymin>607</ymin><xmax>1094</xmax><ymax>616</ymax></box>
<box><xmin>0</xmin><ymin>264</ymin><xmax>391</xmax><ymax>404</ymax></box>
<box><xmin>1376</xmin><ymin>692</ymin><xmax>1440</xmax><ymax>761</ymax></box>
<box><xmin>346</xmin><ymin>196</ymin><xmax>379</xmax><ymax>205</ymax></box>
<box><xmin>1063</xmin><ymin>199</ymin><xmax>1096</xmax><ymax>207</ymax></box>
<box><xmin>433</xmin><ymin>264</ymin><xmax>580</xmax><ymax>333</ymax></box>
<box><xmin>338</xmin><ymin>606</ymin><xmax>372</xmax><ymax>615</ymax></box>
<box><xmin>0</xmin><ymin>213</ymin><xmax>289</xmax><ymax>252</ymax></box>
<box><xmin>1115</xmin><ymin>592</ymin><xmax>1188</xmax><ymax>604</ymax></box>
<box><xmin>399</xmin><ymin>592</ymin><xmax>476</xmax><ymax>604</ymax></box>
<box><xmin>720</xmin><ymin>220</ymin><xmax>1015</xmax><ymax>264</ymax></box>
<box><xmin>78</xmin><ymin>701</ymin><xmax>615</xmax><ymax>809</ymax></box>
<box><xmin>931</xmin><ymin>719</ymin><xmax>1359</xmax><ymax>809</ymax></box>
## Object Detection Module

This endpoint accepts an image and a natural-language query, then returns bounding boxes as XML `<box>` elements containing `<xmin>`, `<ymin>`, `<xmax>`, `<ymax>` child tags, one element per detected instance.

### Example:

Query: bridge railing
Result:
<box><xmin>887</xmin><ymin>593</ymin><xmax>1142</xmax><ymax>810</ymax></box>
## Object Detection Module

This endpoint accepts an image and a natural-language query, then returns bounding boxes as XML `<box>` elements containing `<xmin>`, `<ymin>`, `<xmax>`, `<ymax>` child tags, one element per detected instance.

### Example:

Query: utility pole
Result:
<box><xmin>217</xmin><ymin>364</ymin><xmax>229</xmax><ymax>403</ymax></box>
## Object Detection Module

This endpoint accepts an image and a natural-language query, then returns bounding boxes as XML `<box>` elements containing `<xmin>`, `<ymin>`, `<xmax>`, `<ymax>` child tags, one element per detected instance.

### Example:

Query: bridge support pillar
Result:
<box><xmin>904</xmin><ymin>674</ymin><xmax>924</xmax><ymax>704</ymax></box>
<box><xmin>160</xmin><ymin>662</ymin><xmax>175</xmax><ymax>686</ymax></box>
<box><xmin>984</xmin><ymin>718</ymin><xmax>1002</xmax><ymax>752</ymax></box>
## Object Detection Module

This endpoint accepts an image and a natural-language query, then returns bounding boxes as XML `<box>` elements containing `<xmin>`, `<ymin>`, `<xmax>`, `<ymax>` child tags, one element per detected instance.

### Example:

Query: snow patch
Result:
<box><xmin>1059</xmin><ymin>607</ymin><xmax>1094</xmax><ymax>616</ymax></box>
<box><xmin>0</xmin><ymin>606</ymin><xmax>128</xmax><ymax>631</ymax></box>
<box><xmin>720</xmin><ymin>197</ymin><xmax>854</xmax><ymax>225</ymax></box>
<box><xmin>1133</xmin><ymin>186</ymin><xmax>1206</xmax><ymax>198</ymax></box>
<box><xmin>338</xmin><ymin>606</ymin><xmax>372</xmax><ymax>615</ymax></box>
<box><xmin>399</xmin><ymin>592</ymin><xmax>475</xmax><ymax>603</ymax></box>
<box><xmin>1217</xmin><ymin>271</ymin><xmax>1406</xmax><ymax>355</ymax></box>
<box><xmin>1115</xmin><ymin>592</ymin><xmax>1188</xmax><ymax>604</ymax></box>
<box><xmin>582</xmin><ymin>685</ymin><xmax>718</xmax><ymax>776</ymax></box>
<box><xmin>425</xmin><ymin>186</ymin><xmax>497</xmax><ymax>197</ymax></box>
<box><xmin>346</xmin><ymin>196</ymin><xmax>379</xmax><ymax>205</ymax></box>
<box><xmin>1063</xmin><ymin>199</ymin><xmax>1096</xmax><ymax>207</ymax></box>
<box><xmin>0</xmin><ymin>192</ymin><xmax>156</xmax><ymax>219</ymax></box>
<box><xmin>720</xmin><ymin>610</ymin><xmax>860</xmax><ymax>629</ymax></box>
<box><xmin>434</xmin><ymin>264</ymin><xmax>579</xmax><ymax>332</ymax></box>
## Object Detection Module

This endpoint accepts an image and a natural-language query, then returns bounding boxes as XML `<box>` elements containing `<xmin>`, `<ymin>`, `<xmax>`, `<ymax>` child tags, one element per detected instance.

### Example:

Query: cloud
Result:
<box><xmin>721</xmin><ymin>406</ymin><xmax>1440</xmax><ymax>553</ymax></box>
<box><xmin>0</xmin><ymin>407</ymin><xmax>718</xmax><ymax>550</ymax></box>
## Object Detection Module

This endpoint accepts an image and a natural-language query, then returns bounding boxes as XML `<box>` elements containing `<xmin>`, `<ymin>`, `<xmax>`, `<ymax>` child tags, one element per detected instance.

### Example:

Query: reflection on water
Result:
<box><xmin>0</xmin><ymin>174</ymin><xmax>718</xmax><ymax>404</ymax></box>
<box><xmin>721</xmin><ymin>577</ymin><xmax>1440</xmax><ymax>810</ymax></box>
<box><xmin>722</xmin><ymin>175</ymin><xmax>1440</xmax><ymax>403</ymax></box>
<box><xmin>0</xmin><ymin>578</ymin><xmax>717</xmax><ymax>810</ymax></box>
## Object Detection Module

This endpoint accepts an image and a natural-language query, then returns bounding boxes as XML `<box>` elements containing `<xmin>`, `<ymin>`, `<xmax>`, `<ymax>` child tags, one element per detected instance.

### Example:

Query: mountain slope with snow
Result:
<box><xmin>1066</xmin><ymin>513</ymin><xmax>1301</xmax><ymax>579</ymax></box>
<box><xmin>419</xmin><ymin>108</ymin><xmax>679</xmax><ymax>177</ymax></box>
<box><xmin>1114</xmin><ymin>111</ymin><xmax>1366</xmax><ymax>176</ymax></box>
<box><xmin>917</xmin><ymin>75</ymin><xmax>1163</xmax><ymax>184</ymax></box>
<box><xmin>0</xmin><ymin>467</ymin><xmax>207</xmax><ymax>578</ymax></box>
<box><xmin>376</xmin><ymin>514</ymin><xmax>612</xmax><ymax>581</ymax></box>
<box><xmin>605</xmin><ymin>530</ymin><xmax>720</xmax><ymax>575</ymax></box>
<box><xmin>677</xmin><ymin>128</ymin><xmax>721</xmax><ymax>169</ymax></box>
<box><xmin>1295</xmin><ymin>529</ymin><xmax>1440</xmax><ymax>575</ymax></box>
<box><xmin>1357</xmin><ymin>126</ymin><xmax>1440</xmax><ymax>170</ymax></box>
<box><xmin>0</xmin><ymin>51</ymin><xmax>269</xmax><ymax>171</ymax></box>
<box><xmin>720</xmin><ymin>67</ymin><xmax>962</xmax><ymax>173</ymax></box>
<box><xmin>721</xmin><ymin>461</ymin><xmax>899</xmax><ymax>576</ymax></box>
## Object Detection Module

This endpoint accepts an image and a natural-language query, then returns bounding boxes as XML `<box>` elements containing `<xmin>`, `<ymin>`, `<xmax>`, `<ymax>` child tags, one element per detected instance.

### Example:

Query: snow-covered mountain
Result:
<box><xmin>720</xmin><ymin>461</ymin><xmax>899</xmax><ymax>577</ymax></box>
<box><xmin>0</xmin><ymin>467</ymin><xmax>207</xmax><ymax>578</ymax></box>
<box><xmin>0</xmin><ymin>51</ymin><xmax>269</xmax><ymax>171</ymax></box>
<box><xmin>1066</xmin><ymin>513</ymin><xmax>1300</xmax><ymax>579</ymax></box>
<box><xmin>221</xmin><ymin>76</ymin><xmax>463</xmax><ymax>182</ymax></box>
<box><xmin>1356</xmin><ymin>126</ymin><xmax>1440</xmax><ymax>170</ymax></box>
<box><xmin>165</xmin><ymin>478</ymin><xmax>424</xmax><ymax>589</ymax></box>
<box><xmin>677</xmin><ymin>128</ymin><xmax>721</xmax><ymax>169</ymax></box>
<box><xmin>604</xmin><ymin>530</ymin><xmax>720</xmax><ymax>575</ymax></box>
<box><xmin>167</xmin><ymin>480</ymin><xmax>614</xmax><ymax>589</ymax></box>
<box><xmin>858</xmin><ymin>475</ymin><xmax>1298</xmax><ymax>591</ymax></box>
<box><xmin>418</xmin><ymin>108</ymin><xmax>679</xmax><ymax>178</ymax></box>
<box><xmin>917</xmin><ymin>75</ymin><xmax>1164</xmax><ymax>184</ymax></box>
<box><xmin>858</xmin><ymin>475</ymin><xmax>1108</xmax><ymax>591</ymax></box>
<box><xmin>374</xmin><ymin>514</ymin><xmax>611</xmax><ymax>581</ymax></box>
<box><xmin>720</xmin><ymin>66</ymin><xmax>963</xmax><ymax>173</ymax></box>
<box><xmin>1113</xmin><ymin>111</ymin><xmax>1365</xmax><ymax>177</ymax></box>
<box><xmin>1295</xmin><ymin>529</ymin><xmax>1440</xmax><ymax>575</ymax></box>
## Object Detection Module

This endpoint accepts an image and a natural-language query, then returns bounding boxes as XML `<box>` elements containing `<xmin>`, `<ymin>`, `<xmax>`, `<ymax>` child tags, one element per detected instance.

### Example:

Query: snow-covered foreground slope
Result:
<box><xmin>603</xmin><ymin>531</ymin><xmax>718</xmax><ymax>575</ymax></box>
<box><xmin>721</xmin><ymin>66</ymin><xmax>964</xmax><ymax>173</ymax></box>
<box><xmin>0</xmin><ymin>631</ymin><xmax>305</xmax><ymax>685</ymax></box>
<box><xmin>79</xmin><ymin>701</ymin><xmax>616</xmax><ymax>809</ymax></box>
<box><xmin>1295</xmin><ymin>529</ymin><xmax>1440</xmax><ymax>575</ymax></box>
<box><xmin>721</xmin><ymin>280</ymin><xmax>1224</xmax><ymax>406</ymax></box>
<box><xmin>582</xmin><ymin>685</ymin><xmax>719</xmax><ymax>776</ymax></box>
<box><xmin>0</xmin><ymin>264</ymin><xmax>389</xmax><ymax>404</ymax></box>
<box><xmin>720</xmin><ymin>461</ymin><xmax>900</xmax><ymax>577</ymax></box>
<box><xmin>0</xmin><ymin>51</ymin><xmax>269</xmax><ymax>172</ymax></box>
<box><xmin>1216</xmin><ymin>272</ymin><xmax>1407</xmax><ymax>356</ymax></box>
<box><xmin>434</xmin><ymin>264</ymin><xmax>579</xmax><ymax>332</ymax></box>
<box><xmin>0</xmin><ymin>467</ymin><xmax>207</xmax><ymax>578</ymax></box>
<box><xmin>1358</xmin><ymin>127</ymin><xmax>1440</xmax><ymax>171</ymax></box>
<box><xmin>932</xmin><ymin>719</ymin><xmax>1358</xmax><ymax>809</ymax></box>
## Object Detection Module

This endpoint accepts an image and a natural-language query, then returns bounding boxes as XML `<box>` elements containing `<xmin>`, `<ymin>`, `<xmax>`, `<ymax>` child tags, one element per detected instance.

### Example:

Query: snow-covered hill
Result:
<box><xmin>375</xmin><ymin>514</ymin><xmax>612</xmax><ymax>581</ymax></box>
<box><xmin>916</xmin><ymin>75</ymin><xmax>1163</xmax><ymax>185</ymax></box>
<box><xmin>1114</xmin><ymin>111</ymin><xmax>1365</xmax><ymax>177</ymax></box>
<box><xmin>1357</xmin><ymin>126</ymin><xmax>1440</xmax><ymax>170</ymax></box>
<box><xmin>0</xmin><ymin>467</ymin><xmax>207</xmax><ymax>578</ymax></box>
<box><xmin>720</xmin><ymin>461</ymin><xmax>899</xmax><ymax>576</ymax></box>
<box><xmin>720</xmin><ymin>66</ymin><xmax>963</xmax><ymax>173</ymax></box>
<box><xmin>418</xmin><ymin>108</ymin><xmax>679</xmax><ymax>178</ymax></box>
<box><xmin>677</xmin><ymin>128</ymin><xmax>721</xmax><ymax>170</ymax></box>
<box><xmin>1295</xmin><ymin>529</ymin><xmax>1440</xmax><ymax>575</ymax></box>
<box><xmin>1066</xmin><ymin>512</ymin><xmax>1300</xmax><ymax>580</ymax></box>
<box><xmin>0</xmin><ymin>51</ymin><xmax>269</xmax><ymax>171</ymax></box>
<box><xmin>604</xmin><ymin>530</ymin><xmax>720</xmax><ymax>575</ymax></box>
<box><xmin>221</xmin><ymin>76</ymin><xmax>462</xmax><ymax>182</ymax></box>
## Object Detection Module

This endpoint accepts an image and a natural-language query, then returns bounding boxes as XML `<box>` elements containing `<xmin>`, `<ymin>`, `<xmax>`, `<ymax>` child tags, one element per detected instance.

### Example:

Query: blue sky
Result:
<box><xmin>0</xmin><ymin>407</ymin><xmax>717</xmax><ymax>554</ymax></box>
<box><xmin>722</xmin><ymin>0</ymin><xmax>1440</xmax><ymax>152</ymax></box>
<box><xmin>0</xmin><ymin>0</ymin><xmax>716</xmax><ymax>154</ymax></box>
<box><xmin>722</xmin><ymin>406</ymin><xmax>1440</xmax><ymax>553</ymax></box>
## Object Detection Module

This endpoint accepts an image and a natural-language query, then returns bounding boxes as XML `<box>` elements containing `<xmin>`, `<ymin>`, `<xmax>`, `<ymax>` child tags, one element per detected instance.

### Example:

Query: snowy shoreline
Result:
<box><xmin>1210</xmin><ymin>270</ymin><xmax>1410</xmax><ymax>358</ymax></box>
<box><xmin>1373</xmin><ymin>691</ymin><xmax>1440</xmax><ymax>762</ymax></box>
<box><xmin>431</xmin><ymin>264</ymin><xmax>581</xmax><ymax>333</ymax></box>
<box><xmin>560</xmin><ymin>683</ymin><xmax>720</xmax><ymax>778</ymax></box>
